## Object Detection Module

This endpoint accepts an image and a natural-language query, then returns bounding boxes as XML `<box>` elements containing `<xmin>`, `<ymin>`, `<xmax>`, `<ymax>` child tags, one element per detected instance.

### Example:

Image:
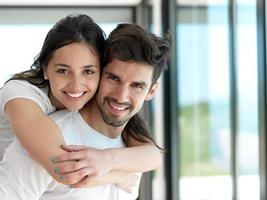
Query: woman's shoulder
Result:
<box><xmin>3</xmin><ymin>79</ymin><xmax>48</xmax><ymax>96</ymax></box>
<box><xmin>1</xmin><ymin>80</ymin><xmax>54</xmax><ymax>114</ymax></box>
<box><xmin>4</xmin><ymin>79</ymin><xmax>38</xmax><ymax>89</ymax></box>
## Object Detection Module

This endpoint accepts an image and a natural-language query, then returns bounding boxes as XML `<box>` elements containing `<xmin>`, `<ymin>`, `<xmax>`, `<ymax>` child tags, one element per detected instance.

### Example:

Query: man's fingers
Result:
<box><xmin>70</xmin><ymin>178</ymin><xmax>89</xmax><ymax>188</ymax></box>
<box><xmin>53</xmin><ymin>160</ymin><xmax>89</xmax><ymax>174</ymax></box>
<box><xmin>69</xmin><ymin>174</ymin><xmax>96</xmax><ymax>188</ymax></box>
<box><xmin>117</xmin><ymin>184</ymin><xmax>132</xmax><ymax>193</ymax></box>
<box><xmin>52</xmin><ymin>151</ymin><xmax>84</xmax><ymax>163</ymax></box>
<box><xmin>58</xmin><ymin>168</ymin><xmax>97</xmax><ymax>185</ymax></box>
<box><xmin>61</xmin><ymin>145</ymin><xmax>89</xmax><ymax>152</ymax></box>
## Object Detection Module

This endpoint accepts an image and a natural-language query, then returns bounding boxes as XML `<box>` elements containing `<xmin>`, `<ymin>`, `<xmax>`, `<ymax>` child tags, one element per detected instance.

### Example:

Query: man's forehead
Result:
<box><xmin>104</xmin><ymin>59</ymin><xmax>153</xmax><ymax>83</ymax></box>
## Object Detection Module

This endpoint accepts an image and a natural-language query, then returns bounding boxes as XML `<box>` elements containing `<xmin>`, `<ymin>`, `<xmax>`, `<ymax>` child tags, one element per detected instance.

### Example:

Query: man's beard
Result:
<box><xmin>96</xmin><ymin>97</ymin><xmax>132</xmax><ymax>127</ymax></box>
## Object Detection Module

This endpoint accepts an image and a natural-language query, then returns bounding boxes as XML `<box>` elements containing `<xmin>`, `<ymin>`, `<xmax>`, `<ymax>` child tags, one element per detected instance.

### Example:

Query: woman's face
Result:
<box><xmin>44</xmin><ymin>42</ymin><xmax>100</xmax><ymax>111</ymax></box>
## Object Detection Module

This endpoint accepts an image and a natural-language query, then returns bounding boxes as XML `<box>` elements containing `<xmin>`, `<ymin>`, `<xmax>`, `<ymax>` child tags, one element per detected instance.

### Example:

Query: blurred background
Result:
<box><xmin>0</xmin><ymin>0</ymin><xmax>266</xmax><ymax>199</ymax></box>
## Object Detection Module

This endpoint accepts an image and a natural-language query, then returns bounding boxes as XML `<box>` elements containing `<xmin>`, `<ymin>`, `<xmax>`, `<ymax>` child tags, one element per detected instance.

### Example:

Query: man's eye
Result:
<box><xmin>108</xmin><ymin>75</ymin><xmax>119</xmax><ymax>81</ymax></box>
<box><xmin>132</xmin><ymin>83</ymin><xmax>145</xmax><ymax>90</ymax></box>
<box><xmin>136</xmin><ymin>85</ymin><xmax>144</xmax><ymax>90</ymax></box>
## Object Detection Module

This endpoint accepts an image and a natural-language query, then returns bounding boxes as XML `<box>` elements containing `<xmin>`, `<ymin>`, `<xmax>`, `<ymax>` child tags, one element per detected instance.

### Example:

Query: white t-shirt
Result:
<box><xmin>0</xmin><ymin>80</ymin><xmax>55</xmax><ymax>159</ymax></box>
<box><xmin>0</xmin><ymin>110</ymin><xmax>141</xmax><ymax>200</ymax></box>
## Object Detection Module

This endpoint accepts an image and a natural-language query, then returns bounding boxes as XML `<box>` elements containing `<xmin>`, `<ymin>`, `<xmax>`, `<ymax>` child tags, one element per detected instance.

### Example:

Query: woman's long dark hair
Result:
<box><xmin>7</xmin><ymin>14</ymin><xmax>105</xmax><ymax>88</ymax></box>
<box><xmin>122</xmin><ymin>114</ymin><xmax>164</xmax><ymax>151</ymax></box>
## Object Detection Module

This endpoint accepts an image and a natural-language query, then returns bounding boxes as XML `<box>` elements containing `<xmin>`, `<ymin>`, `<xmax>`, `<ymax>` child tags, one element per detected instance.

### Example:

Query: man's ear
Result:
<box><xmin>145</xmin><ymin>81</ymin><xmax>159</xmax><ymax>101</ymax></box>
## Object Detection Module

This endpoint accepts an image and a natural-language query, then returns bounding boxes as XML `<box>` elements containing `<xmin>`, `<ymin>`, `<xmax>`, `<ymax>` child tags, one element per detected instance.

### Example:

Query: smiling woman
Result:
<box><xmin>0</xmin><ymin>14</ymin><xmax>106</xmax><ymax>180</ymax></box>
<box><xmin>44</xmin><ymin>42</ymin><xmax>100</xmax><ymax>111</ymax></box>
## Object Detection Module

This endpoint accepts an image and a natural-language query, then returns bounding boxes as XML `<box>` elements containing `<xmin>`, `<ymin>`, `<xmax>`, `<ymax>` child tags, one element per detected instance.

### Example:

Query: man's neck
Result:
<box><xmin>79</xmin><ymin>98</ymin><xmax>125</xmax><ymax>139</ymax></box>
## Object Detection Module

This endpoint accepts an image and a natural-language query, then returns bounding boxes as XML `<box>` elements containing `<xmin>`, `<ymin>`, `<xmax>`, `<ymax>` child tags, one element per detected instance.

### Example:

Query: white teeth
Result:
<box><xmin>66</xmin><ymin>92</ymin><xmax>84</xmax><ymax>98</ymax></box>
<box><xmin>109</xmin><ymin>102</ymin><xmax>128</xmax><ymax>111</ymax></box>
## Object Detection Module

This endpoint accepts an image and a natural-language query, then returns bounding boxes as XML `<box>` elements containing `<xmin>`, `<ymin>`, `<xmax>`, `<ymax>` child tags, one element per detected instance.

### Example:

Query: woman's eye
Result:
<box><xmin>56</xmin><ymin>69</ymin><xmax>68</xmax><ymax>74</ymax></box>
<box><xmin>83</xmin><ymin>69</ymin><xmax>94</xmax><ymax>74</ymax></box>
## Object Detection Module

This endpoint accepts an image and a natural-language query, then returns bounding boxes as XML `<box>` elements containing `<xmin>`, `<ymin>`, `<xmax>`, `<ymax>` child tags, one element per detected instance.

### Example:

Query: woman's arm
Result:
<box><xmin>53</xmin><ymin>138</ymin><xmax>162</xmax><ymax>178</ymax></box>
<box><xmin>109</xmin><ymin>135</ymin><xmax>162</xmax><ymax>172</ymax></box>
<box><xmin>5</xmin><ymin>98</ymin><xmax>72</xmax><ymax>184</ymax></box>
<box><xmin>107</xmin><ymin>144</ymin><xmax>162</xmax><ymax>172</ymax></box>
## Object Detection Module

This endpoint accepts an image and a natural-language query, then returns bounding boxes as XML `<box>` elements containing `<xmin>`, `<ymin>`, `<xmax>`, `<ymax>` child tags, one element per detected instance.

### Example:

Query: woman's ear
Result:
<box><xmin>43</xmin><ymin>67</ymin><xmax>48</xmax><ymax>80</ymax></box>
<box><xmin>145</xmin><ymin>81</ymin><xmax>159</xmax><ymax>101</ymax></box>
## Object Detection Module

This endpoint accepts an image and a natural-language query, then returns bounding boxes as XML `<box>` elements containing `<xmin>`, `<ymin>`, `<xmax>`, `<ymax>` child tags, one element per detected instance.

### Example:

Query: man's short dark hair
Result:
<box><xmin>103</xmin><ymin>23</ymin><xmax>172</xmax><ymax>85</ymax></box>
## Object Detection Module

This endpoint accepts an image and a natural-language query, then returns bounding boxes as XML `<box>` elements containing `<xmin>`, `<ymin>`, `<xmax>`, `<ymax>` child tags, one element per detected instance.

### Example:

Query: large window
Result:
<box><xmin>177</xmin><ymin>2</ymin><xmax>232</xmax><ymax>199</ymax></box>
<box><xmin>0</xmin><ymin>7</ymin><xmax>133</xmax><ymax>86</ymax></box>
<box><xmin>175</xmin><ymin>0</ymin><xmax>259</xmax><ymax>199</ymax></box>
<box><xmin>235</xmin><ymin>0</ymin><xmax>259</xmax><ymax>199</ymax></box>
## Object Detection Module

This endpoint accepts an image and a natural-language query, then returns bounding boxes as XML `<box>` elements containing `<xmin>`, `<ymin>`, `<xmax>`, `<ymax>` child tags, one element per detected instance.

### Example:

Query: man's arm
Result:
<box><xmin>70</xmin><ymin>170</ymin><xmax>139</xmax><ymax>193</ymax></box>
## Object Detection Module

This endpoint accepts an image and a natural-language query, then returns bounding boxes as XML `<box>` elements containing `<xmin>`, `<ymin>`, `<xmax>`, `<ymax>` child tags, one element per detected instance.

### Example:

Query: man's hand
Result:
<box><xmin>69</xmin><ymin>170</ymin><xmax>139</xmax><ymax>193</ymax></box>
<box><xmin>115</xmin><ymin>172</ymin><xmax>139</xmax><ymax>193</ymax></box>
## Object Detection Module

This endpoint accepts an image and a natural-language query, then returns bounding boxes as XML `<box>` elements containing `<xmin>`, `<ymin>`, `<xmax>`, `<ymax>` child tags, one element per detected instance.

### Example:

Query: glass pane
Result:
<box><xmin>0</xmin><ymin>7</ymin><xmax>135</xmax><ymax>86</ymax></box>
<box><xmin>0</xmin><ymin>24</ymin><xmax>52</xmax><ymax>86</ymax></box>
<box><xmin>177</xmin><ymin>2</ymin><xmax>232</xmax><ymax>199</ymax></box>
<box><xmin>235</xmin><ymin>0</ymin><xmax>259</xmax><ymax>199</ymax></box>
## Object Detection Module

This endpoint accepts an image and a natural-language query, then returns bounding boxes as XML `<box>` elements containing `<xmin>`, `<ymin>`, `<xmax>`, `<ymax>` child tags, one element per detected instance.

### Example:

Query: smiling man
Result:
<box><xmin>96</xmin><ymin>59</ymin><xmax>155</xmax><ymax>128</ymax></box>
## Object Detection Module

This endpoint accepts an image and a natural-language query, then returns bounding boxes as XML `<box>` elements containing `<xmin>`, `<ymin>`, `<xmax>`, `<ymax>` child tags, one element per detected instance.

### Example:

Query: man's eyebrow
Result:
<box><xmin>104</xmin><ymin>71</ymin><xmax>119</xmax><ymax>78</ymax></box>
<box><xmin>104</xmin><ymin>71</ymin><xmax>148</xmax><ymax>87</ymax></box>
<box><xmin>132</xmin><ymin>81</ymin><xmax>148</xmax><ymax>88</ymax></box>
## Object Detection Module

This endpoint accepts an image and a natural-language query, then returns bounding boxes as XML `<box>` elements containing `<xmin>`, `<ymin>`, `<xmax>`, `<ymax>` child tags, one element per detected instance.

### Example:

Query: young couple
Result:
<box><xmin>0</xmin><ymin>14</ymin><xmax>171</xmax><ymax>199</ymax></box>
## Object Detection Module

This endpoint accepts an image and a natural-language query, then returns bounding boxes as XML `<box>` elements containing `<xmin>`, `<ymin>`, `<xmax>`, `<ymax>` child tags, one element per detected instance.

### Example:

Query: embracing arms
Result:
<box><xmin>5</xmin><ymin>99</ymin><xmax>137</xmax><ymax>190</ymax></box>
<box><xmin>51</xmin><ymin>136</ymin><xmax>162</xmax><ymax>187</ymax></box>
<box><xmin>5</xmin><ymin>99</ymin><xmax>161</xmax><ymax>189</ymax></box>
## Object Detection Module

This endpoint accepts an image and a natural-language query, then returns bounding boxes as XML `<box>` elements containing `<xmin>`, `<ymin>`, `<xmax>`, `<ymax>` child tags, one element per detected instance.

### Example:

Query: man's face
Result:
<box><xmin>96</xmin><ymin>59</ymin><xmax>158</xmax><ymax>127</ymax></box>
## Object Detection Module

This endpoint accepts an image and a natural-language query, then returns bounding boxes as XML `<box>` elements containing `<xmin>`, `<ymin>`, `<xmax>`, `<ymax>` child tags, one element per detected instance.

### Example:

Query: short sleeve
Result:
<box><xmin>0</xmin><ymin>80</ymin><xmax>55</xmax><ymax>116</ymax></box>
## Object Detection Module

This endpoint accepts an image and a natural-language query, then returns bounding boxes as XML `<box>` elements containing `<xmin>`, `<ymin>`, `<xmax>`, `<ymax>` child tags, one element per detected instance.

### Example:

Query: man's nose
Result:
<box><xmin>113</xmin><ymin>84</ymin><xmax>129</xmax><ymax>103</ymax></box>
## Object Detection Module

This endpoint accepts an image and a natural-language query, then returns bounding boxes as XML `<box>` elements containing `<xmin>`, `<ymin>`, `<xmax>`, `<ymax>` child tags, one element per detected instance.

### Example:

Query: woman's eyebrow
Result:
<box><xmin>53</xmin><ymin>63</ymin><xmax>97</xmax><ymax>68</ymax></box>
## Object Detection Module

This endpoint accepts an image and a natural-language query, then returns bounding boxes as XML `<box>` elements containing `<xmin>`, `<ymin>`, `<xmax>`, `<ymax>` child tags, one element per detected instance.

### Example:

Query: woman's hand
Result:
<box><xmin>51</xmin><ymin>145</ymin><xmax>112</xmax><ymax>184</ymax></box>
